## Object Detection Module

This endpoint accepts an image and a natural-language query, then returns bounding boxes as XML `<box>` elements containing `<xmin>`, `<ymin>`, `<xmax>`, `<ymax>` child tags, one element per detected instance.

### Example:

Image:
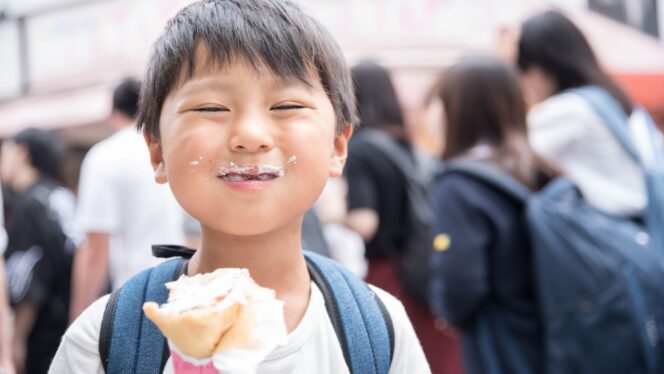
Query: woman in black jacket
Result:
<box><xmin>428</xmin><ymin>56</ymin><xmax>558</xmax><ymax>374</ymax></box>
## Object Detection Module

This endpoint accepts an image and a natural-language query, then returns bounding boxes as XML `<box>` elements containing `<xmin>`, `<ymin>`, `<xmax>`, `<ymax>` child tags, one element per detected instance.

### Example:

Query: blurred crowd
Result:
<box><xmin>1</xmin><ymin>6</ymin><xmax>664</xmax><ymax>374</ymax></box>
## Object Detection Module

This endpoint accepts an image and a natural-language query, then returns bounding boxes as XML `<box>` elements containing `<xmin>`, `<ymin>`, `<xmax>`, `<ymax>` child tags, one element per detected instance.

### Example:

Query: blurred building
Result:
<box><xmin>0</xmin><ymin>0</ymin><xmax>663</xmax><ymax>171</ymax></box>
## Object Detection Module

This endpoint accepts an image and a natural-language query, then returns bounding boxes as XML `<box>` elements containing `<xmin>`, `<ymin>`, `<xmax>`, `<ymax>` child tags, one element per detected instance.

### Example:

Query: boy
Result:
<box><xmin>50</xmin><ymin>0</ymin><xmax>429</xmax><ymax>372</ymax></box>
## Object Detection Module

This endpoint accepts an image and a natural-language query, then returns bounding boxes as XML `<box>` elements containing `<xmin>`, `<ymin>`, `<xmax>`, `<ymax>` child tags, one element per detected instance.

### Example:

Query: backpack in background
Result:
<box><xmin>573</xmin><ymin>86</ymin><xmax>664</xmax><ymax>257</ymax></box>
<box><xmin>445</xmin><ymin>85</ymin><xmax>664</xmax><ymax>373</ymax></box>
<box><xmin>361</xmin><ymin>129</ymin><xmax>439</xmax><ymax>303</ymax></box>
<box><xmin>445</xmin><ymin>158</ymin><xmax>664</xmax><ymax>374</ymax></box>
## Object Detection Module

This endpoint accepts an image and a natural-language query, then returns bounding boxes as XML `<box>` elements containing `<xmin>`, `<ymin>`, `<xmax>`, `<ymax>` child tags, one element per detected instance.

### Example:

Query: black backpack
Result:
<box><xmin>362</xmin><ymin>130</ymin><xmax>438</xmax><ymax>303</ymax></box>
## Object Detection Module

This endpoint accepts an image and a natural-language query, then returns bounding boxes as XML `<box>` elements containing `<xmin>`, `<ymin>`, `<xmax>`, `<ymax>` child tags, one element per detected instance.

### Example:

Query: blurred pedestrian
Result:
<box><xmin>315</xmin><ymin>178</ymin><xmax>367</xmax><ymax>277</ymax></box>
<box><xmin>345</xmin><ymin>61</ymin><xmax>461</xmax><ymax>374</ymax></box>
<box><xmin>0</xmin><ymin>188</ymin><xmax>15</xmax><ymax>374</ymax></box>
<box><xmin>517</xmin><ymin>9</ymin><xmax>652</xmax><ymax>216</ymax></box>
<box><xmin>428</xmin><ymin>56</ymin><xmax>558</xmax><ymax>373</ymax></box>
<box><xmin>1</xmin><ymin>128</ymin><xmax>81</xmax><ymax>374</ymax></box>
<box><xmin>69</xmin><ymin>78</ymin><xmax>186</xmax><ymax>321</ymax></box>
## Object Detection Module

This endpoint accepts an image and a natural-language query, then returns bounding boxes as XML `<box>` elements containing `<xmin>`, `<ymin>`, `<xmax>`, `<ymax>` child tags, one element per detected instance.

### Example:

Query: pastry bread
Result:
<box><xmin>143</xmin><ymin>268</ymin><xmax>272</xmax><ymax>358</ymax></box>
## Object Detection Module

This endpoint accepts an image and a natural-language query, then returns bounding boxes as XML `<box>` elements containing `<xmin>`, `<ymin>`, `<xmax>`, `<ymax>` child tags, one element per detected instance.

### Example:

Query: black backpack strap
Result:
<box><xmin>99</xmin><ymin>257</ymin><xmax>188</xmax><ymax>373</ymax></box>
<box><xmin>152</xmin><ymin>244</ymin><xmax>196</xmax><ymax>259</ymax></box>
<box><xmin>360</xmin><ymin>129</ymin><xmax>428</xmax><ymax>185</ymax></box>
<box><xmin>99</xmin><ymin>288</ymin><xmax>121</xmax><ymax>372</ymax></box>
<box><xmin>305</xmin><ymin>251</ymin><xmax>394</xmax><ymax>373</ymax></box>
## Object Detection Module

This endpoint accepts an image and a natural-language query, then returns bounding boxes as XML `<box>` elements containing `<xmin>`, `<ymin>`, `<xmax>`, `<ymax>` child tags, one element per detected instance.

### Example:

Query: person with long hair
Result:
<box><xmin>345</xmin><ymin>61</ymin><xmax>461</xmax><ymax>374</ymax></box>
<box><xmin>517</xmin><ymin>9</ymin><xmax>647</xmax><ymax>216</ymax></box>
<box><xmin>345</xmin><ymin>61</ymin><xmax>411</xmax><ymax>259</ymax></box>
<box><xmin>428</xmin><ymin>56</ymin><xmax>558</xmax><ymax>373</ymax></box>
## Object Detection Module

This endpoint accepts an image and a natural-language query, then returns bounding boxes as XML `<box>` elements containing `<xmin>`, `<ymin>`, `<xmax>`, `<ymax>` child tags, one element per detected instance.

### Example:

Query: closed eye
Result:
<box><xmin>271</xmin><ymin>104</ymin><xmax>306</xmax><ymax>111</ymax></box>
<box><xmin>192</xmin><ymin>107</ymin><xmax>229</xmax><ymax>113</ymax></box>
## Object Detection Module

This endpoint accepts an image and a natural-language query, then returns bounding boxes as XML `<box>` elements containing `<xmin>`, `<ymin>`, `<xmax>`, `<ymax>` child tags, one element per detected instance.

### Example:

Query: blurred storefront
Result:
<box><xmin>0</xmin><ymin>0</ymin><xmax>663</xmax><ymax>162</ymax></box>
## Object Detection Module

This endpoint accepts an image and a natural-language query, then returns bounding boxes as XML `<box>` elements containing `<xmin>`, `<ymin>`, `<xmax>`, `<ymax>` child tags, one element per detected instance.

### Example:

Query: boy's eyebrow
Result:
<box><xmin>270</xmin><ymin>76</ymin><xmax>311</xmax><ymax>90</ymax></box>
<box><xmin>176</xmin><ymin>76</ymin><xmax>316</xmax><ymax>98</ymax></box>
<box><xmin>176</xmin><ymin>79</ymin><xmax>228</xmax><ymax>97</ymax></box>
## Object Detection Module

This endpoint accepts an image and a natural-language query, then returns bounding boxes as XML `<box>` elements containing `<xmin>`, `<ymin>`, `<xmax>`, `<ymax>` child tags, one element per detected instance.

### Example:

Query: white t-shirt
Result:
<box><xmin>528</xmin><ymin>92</ymin><xmax>646</xmax><ymax>216</ymax></box>
<box><xmin>76</xmin><ymin>127</ymin><xmax>186</xmax><ymax>288</ymax></box>
<box><xmin>49</xmin><ymin>283</ymin><xmax>430</xmax><ymax>373</ymax></box>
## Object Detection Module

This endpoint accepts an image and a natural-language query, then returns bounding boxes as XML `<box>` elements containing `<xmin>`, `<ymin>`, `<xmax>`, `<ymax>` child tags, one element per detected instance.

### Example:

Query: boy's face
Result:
<box><xmin>147</xmin><ymin>56</ymin><xmax>351</xmax><ymax>236</ymax></box>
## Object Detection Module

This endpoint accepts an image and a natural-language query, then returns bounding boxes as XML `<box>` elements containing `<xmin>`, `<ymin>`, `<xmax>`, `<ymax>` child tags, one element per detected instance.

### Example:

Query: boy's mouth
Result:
<box><xmin>218</xmin><ymin>164</ymin><xmax>284</xmax><ymax>182</ymax></box>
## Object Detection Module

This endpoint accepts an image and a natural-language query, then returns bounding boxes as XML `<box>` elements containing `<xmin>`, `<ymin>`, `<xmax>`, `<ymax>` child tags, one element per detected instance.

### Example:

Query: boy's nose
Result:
<box><xmin>229</xmin><ymin>116</ymin><xmax>274</xmax><ymax>153</ymax></box>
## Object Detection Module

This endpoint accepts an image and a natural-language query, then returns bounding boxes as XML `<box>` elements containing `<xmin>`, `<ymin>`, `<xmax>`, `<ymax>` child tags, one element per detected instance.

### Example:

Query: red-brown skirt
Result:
<box><xmin>365</xmin><ymin>258</ymin><xmax>464</xmax><ymax>374</ymax></box>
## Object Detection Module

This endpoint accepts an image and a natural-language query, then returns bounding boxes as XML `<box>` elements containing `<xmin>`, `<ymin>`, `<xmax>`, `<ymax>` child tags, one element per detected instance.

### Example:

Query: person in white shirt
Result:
<box><xmin>69</xmin><ymin>79</ymin><xmax>186</xmax><ymax>321</ymax></box>
<box><xmin>52</xmin><ymin>1</ymin><xmax>429</xmax><ymax>372</ymax></box>
<box><xmin>517</xmin><ymin>10</ymin><xmax>647</xmax><ymax>217</ymax></box>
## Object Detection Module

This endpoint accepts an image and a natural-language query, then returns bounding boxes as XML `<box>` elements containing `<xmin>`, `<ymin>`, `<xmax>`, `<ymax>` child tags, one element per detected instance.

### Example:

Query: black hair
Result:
<box><xmin>137</xmin><ymin>0</ymin><xmax>356</xmax><ymax>140</ymax></box>
<box><xmin>351</xmin><ymin>61</ymin><xmax>406</xmax><ymax>139</ymax></box>
<box><xmin>517</xmin><ymin>10</ymin><xmax>633</xmax><ymax>114</ymax></box>
<box><xmin>112</xmin><ymin>78</ymin><xmax>141</xmax><ymax>119</ymax></box>
<box><xmin>12</xmin><ymin>128</ymin><xmax>64</xmax><ymax>181</ymax></box>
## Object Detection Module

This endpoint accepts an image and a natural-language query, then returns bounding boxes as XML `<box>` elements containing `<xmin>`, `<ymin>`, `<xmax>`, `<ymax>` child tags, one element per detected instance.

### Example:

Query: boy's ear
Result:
<box><xmin>144</xmin><ymin>132</ymin><xmax>168</xmax><ymax>184</ymax></box>
<box><xmin>329</xmin><ymin>125</ymin><xmax>353</xmax><ymax>178</ymax></box>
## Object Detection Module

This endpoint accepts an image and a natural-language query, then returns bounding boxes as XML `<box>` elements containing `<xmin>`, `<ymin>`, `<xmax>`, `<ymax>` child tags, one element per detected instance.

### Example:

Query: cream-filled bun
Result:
<box><xmin>143</xmin><ymin>268</ymin><xmax>277</xmax><ymax>359</ymax></box>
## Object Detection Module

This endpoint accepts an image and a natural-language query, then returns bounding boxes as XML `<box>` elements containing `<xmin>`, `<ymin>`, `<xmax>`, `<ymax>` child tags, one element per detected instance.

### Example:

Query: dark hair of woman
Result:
<box><xmin>439</xmin><ymin>55</ymin><xmax>558</xmax><ymax>190</ymax></box>
<box><xmin>351</xmin><ymin>61</ymin><xmax>407</xmax><ymax>140</ymax></box>
<box><xmin>517</xmin><ymin>10</ymin><xmax>633</xmax><ymax>115</ymax></box>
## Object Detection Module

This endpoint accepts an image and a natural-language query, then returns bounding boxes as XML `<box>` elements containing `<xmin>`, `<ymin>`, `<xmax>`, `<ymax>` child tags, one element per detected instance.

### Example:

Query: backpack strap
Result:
<box><xmin>100</xmin><ymin>248</ymin><xmax>393</xmax><ymax>373</ymax></box>
<box><xmin>304</xmin><ymin>251</ymin><xmax>394</xmax><ymax>374</ymax></box>
<box><xmin>100</xmin><ymin>257</ymin><xmax>188</xmax><ymax>373</ymax></box>
<box><xmin>572</xmin><ymin>86</ymin><xmax>664</xmax><ymax>253</ymax></box>
<box><xmin>443</xmin><ymin>160</ymin><xmax>531</xmax><ymax>203</ymax></box>
<box><xmin>570</xmin><ymin>86</ymin><xmax>643</xmax><ymax>163</ymax></box>
<box><xmin>360</xmin><ymin>129</ymin><xmax>429</xmax><ymax>185</ymax></box>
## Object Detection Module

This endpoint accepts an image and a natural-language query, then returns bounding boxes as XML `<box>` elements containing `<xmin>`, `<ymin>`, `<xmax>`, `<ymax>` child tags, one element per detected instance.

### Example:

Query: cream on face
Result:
<box><xmin>218</xmin><ymin>162</ymin><xmax>285</xmax><ymax>182</ymax></box>
<box><xmin>189</xmin><ymin>155</ymin><xmax>204</xmax><ymax>168</ymax></box>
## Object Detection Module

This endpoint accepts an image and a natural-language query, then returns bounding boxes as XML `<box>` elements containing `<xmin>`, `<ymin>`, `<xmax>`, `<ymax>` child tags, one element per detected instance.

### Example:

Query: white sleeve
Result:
<box><xmin>370</xmin><ymin>286</ymin><xmax>432</xmax><ymax>374</ymax></box>
<box><xmin>528</xmin><ymin>96</ymin><xmax>593</xmax><ymax>162</ymax></box>
<box><xmin>49</xmin><ymin>295</ymin><xmax>108</xmax><ymax>374</ymax></box>
<box><xmin>76</xmin><ymin>149</ymin><xmax>121</xmax><ymax>234</ymax></box>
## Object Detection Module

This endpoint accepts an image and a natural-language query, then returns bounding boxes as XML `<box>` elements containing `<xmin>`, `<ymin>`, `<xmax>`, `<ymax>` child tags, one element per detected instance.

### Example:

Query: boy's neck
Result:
<box><xmin>187</xmin><ymin>219</ymin><xmax>311</xmax><ymax>332</ymax></box>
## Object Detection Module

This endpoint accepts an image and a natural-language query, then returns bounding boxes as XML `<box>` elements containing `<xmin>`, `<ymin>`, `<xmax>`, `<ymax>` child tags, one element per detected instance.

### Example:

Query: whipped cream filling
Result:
<box><xmin>161</xmin><ymin>268</ymin><xmax>273</xmax><ymax>314</ymax></box>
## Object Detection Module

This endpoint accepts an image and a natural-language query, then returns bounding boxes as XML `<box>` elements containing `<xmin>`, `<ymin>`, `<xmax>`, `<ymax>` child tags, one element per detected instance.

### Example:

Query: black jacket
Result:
<box><xmin>429</xmin><ymin>172</ymin><xmax>542</xmax><ymax>373</ymax></box>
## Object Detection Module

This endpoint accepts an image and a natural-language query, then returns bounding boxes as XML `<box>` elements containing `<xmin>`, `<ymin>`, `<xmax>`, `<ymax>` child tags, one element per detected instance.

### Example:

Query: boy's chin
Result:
<box><xmin>203</xmin><ymin>219</ymin><xmax>295</xmax><ymax>238</ymax></box>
